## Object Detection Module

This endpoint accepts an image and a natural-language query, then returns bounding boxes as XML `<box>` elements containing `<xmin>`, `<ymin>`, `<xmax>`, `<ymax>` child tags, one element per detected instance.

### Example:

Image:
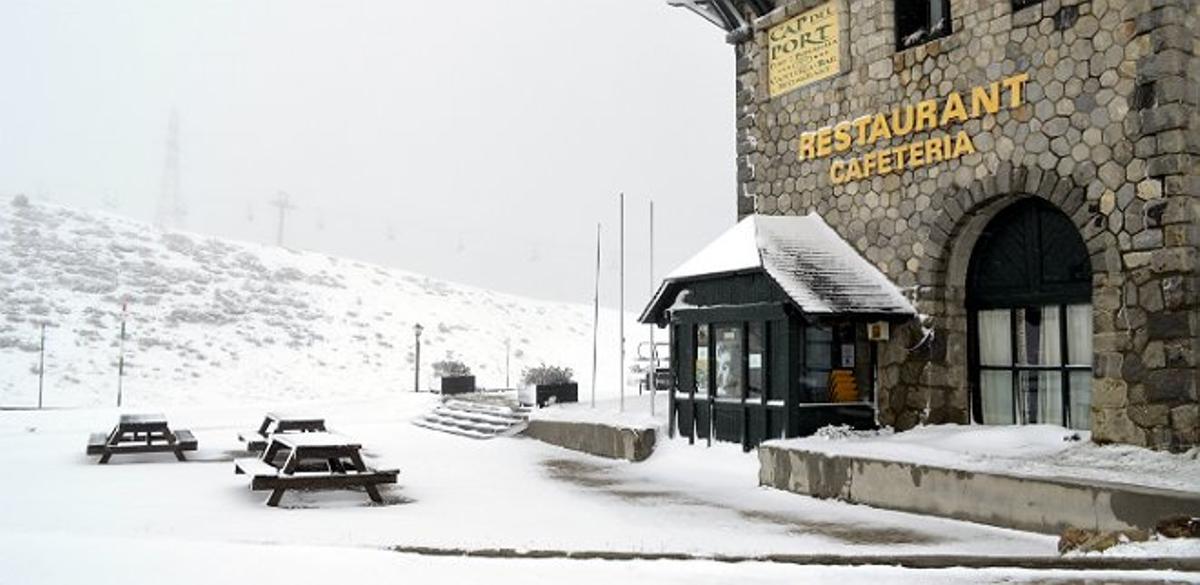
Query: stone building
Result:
<box><xmin>653</xmin><ymin>0</ymin><xmax>1199</xmax><ymax>451</ymax></box>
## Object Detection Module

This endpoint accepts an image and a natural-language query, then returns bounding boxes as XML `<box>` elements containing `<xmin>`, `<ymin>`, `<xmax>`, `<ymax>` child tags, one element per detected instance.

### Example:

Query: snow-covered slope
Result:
<box><xmin>0</xmin><ymin>197</ymin><xmax>642</xmax><ymax>408</ymax></box>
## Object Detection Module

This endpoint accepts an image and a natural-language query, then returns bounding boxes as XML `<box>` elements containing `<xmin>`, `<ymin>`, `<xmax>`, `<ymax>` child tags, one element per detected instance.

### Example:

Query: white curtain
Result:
<box><xmin>1067</xmin><ymin>304</ymin><xmax>1093</xmax><ymax>429</ymax></box>
<box><xmin>977</xmin><ymin>310</ymin><xmax>1013</xmax><ymax>424</ymax></box>
<box><xmin>1037</xmin><ymin>305</ymin><xmax>1063</xmax><ymax>425</ymax></box>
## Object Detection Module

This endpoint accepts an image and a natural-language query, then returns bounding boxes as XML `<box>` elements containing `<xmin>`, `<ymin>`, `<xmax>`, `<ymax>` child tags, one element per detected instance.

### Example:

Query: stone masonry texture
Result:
<box><xmin>731</xmin><ymin>0</ymin><xmax>1200</xmax><ymax>450</ymax></box>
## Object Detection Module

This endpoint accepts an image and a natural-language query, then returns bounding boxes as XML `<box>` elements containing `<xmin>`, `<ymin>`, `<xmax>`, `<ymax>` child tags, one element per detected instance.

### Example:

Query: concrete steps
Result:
<box><xmin>413</xmin><ymin>398</ymin><xmax>529</xmax><ymax>439</ymax></box>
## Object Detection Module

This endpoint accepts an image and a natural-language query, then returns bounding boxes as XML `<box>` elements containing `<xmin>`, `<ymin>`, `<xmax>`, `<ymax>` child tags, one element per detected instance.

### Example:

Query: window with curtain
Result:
<box><xmin>967</xmin><ymin>199</ymin><xmax>1094</xmax><ymax>430</ymax></box>
<box><xmin>975</xmin><ymin>304</ymin><xmax>1092</xmax><ymax>429</ymax></box>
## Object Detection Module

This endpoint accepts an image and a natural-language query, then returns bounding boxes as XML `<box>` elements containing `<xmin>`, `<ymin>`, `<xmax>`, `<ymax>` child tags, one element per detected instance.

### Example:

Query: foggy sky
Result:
<box><xmin>0</xmin><ymin>0</ymin><xmax>736</xmax><ymax>309</ymax></box>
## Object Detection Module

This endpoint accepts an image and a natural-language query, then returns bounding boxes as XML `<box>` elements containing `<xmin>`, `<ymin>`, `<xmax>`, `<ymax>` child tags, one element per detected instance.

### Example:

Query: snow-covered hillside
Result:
<box><xmin>0</xmin><ymin>197</ymin><xmax>645</xmax><ymax>408</ymax></box>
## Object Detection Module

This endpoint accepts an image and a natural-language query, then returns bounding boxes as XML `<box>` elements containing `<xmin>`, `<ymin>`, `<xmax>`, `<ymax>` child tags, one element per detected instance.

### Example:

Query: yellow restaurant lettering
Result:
<box><xmin>797</xmin><ymin>73</ymin><xmax>1029</xmax><ymax>185</ymax></box>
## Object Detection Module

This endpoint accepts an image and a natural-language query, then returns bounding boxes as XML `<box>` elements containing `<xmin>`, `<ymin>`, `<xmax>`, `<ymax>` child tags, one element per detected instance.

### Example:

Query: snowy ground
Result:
<box><xmin>2</xmin><ymin>395</ymin><xmax>1196</xmax><ymax>583</ymax></box>
<box><xmin>770</xmin><ymin>424</ymin><xmax>1200</xmax><ymax>493</ymax></box>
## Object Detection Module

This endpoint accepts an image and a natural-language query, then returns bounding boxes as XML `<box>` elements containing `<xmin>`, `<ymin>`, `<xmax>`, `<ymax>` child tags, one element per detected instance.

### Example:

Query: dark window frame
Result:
<box><xmin>895</xmin><ymin>0</ymin><xmax>953</xmax><ymax>51</ymax></box>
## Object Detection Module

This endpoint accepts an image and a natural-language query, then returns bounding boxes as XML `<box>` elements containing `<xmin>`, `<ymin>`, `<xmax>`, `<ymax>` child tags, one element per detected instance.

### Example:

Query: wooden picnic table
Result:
<box><xmin>234</xmin><ymin>432</ymin><xmax>397</xmax><ymax>507</ymax></box>
<box><xmin>86</xmin><ymin>413</ymin><xmax>197</xmax><ymax>464</ymax></box>
<box><xmin>238</xmin><ymin>412</ymin><xmax>327</xmax><ymax>451</ymax></box>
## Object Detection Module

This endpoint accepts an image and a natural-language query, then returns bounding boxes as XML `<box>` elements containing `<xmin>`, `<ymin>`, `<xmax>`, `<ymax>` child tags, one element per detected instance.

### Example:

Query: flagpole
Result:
<box><xmin>117</xmin><ymin>299</ymin><xmax>127</xmax><ymax>408</ymax></box>
<box><xmin>591</xmin><ymin>223</ymin><xmax>601</xmax><ymax>409</ymax></box>
<box><xmin>619</xmin><ymin>193</ymin><xmax>625</xmax><ymax>413</ymax></box>
<box><xmin>648</xmin><ymin>200</ymin><xmax>656</xmax><ymax>418</ymax></box>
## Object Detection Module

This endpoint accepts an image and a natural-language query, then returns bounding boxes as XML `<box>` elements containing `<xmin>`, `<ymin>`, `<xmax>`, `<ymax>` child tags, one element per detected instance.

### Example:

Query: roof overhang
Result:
<box><xmin>640</xmin><ymin>213</ymin><xmax>918</xmax><ymax>325</ymax></box>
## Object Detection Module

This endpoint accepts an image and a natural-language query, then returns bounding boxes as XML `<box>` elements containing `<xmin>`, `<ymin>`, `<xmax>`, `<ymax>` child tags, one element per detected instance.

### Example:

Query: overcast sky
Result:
<box><xmin>0</xmin><ymin>0</ymin><xmax>735</xmax><ymax>309</ymax></box>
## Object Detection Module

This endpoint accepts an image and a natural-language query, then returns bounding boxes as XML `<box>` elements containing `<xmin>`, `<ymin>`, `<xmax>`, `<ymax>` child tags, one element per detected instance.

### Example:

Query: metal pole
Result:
<box><xmin>619</xmin><ymin>193</ymin><xmax>625</xmax><ymax>413</ymax></box>
<box><xmin>505</xmin><ymin>338</ymin><xmax>511</xmax><ymax>388</ymax></box>
<box><xmin>649</xmin><ymin>200</ymin><xmax>656</xmax><ymax>418</ymax></box>
<box><xmin>37</xmin><ymin>323</ymin><xmax>45</xmax><ymax>409</ymax></box>
<box><xmin>414</xmin><ymin>333</ymin><xmax>421</xmax><ymax>392</ymax></box>
<box><xmin>117</xmin><ymin>302</ymin><xmax>127</xmax><ymax>408</ymax></box>
<box><xmin>591</xmin><ymin>223</ymin><xmax>601</xmax><ymax>409</ymax></box>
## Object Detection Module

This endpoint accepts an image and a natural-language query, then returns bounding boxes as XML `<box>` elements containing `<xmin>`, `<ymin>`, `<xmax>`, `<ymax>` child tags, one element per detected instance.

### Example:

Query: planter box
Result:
<box><xmin>440</xmin><ymin>375</ymin><xmax>476</xmax><ymax>395</ymax></box>
<box><xmin>520</xmin><ymin>383</ymin><xmax>578</xmax><ymax>407</ymax></box>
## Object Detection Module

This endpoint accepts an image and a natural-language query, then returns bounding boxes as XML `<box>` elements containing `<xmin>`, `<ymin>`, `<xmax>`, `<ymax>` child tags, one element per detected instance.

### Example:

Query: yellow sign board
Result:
<box><xmin>767</xmin><ymin>2</ymin><xmax>840</xmax><ymax>97</ymax></box>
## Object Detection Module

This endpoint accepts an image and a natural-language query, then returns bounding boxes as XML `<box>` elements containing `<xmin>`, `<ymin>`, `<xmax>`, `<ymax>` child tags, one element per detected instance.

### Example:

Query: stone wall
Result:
<box><xmin>732</xmin><ymin>0</ymin><xmax>1199</xmax><ymax>450</ymax></box>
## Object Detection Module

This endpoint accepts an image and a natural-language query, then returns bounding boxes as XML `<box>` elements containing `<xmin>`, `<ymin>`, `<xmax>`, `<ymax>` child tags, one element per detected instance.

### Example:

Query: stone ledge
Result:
<box><xmin>523</xmin><ymin>420</ymin><xmax>656</xmax><ymax>462</ymax></box>
<box><xmin>759</xmin><ymin>444</ymin><xmax>1200</xmax><ymax>535</ymax></box>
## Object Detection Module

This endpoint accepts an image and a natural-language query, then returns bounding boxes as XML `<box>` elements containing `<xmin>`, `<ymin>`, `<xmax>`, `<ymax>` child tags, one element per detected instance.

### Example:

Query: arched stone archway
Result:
<box><xmin>876</xmin><ymin>163</ymin><xmax>1113</xmax><ymax>432</ymax></box>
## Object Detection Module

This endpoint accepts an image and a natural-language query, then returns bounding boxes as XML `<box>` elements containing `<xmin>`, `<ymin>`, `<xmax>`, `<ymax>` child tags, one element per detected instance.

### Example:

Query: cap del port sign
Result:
<box><xmin>767</xmin><ymin>1</ymin><xmax>841</xmax><ymax>97</ymax></box>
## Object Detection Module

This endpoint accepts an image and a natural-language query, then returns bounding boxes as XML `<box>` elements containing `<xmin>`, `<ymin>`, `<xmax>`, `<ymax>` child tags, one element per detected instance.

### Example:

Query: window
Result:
<box><xmin>976</xmin><ymin>304</ymin><xmax>1092</xmax><ymax>428</ymax></box>
<box><xmin>804</xmin><ymin>325</ymin><xmax>834</xmax><ymax>402</ymax></box>
<box><xmin>694</xmin><ymin>324</ymin><xmax>710</xmax><ymax>395</ymax></box>
<box><xmin>748</xmin><ymin>322</ymin><xmax>765</xmax><ymax>401</ymax></box>
<box><xmin>968</xmin><ymin>199</ymin><xmax>1094</xmax><ymax>430</ymax></box>
<box><xmin>714</xmin><ymin>323</ymin><xmax>744</xmax><ymax>399</ymax></box>
<box><xmin>895</xmin><ymin>0</ymin><xmax>952</xmax><ymax>50</ymax></box>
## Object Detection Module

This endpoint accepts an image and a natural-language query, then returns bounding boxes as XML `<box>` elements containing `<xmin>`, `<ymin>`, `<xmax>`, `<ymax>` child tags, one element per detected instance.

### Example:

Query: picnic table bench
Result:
<box><xmin>234</xmin><ymin>432</ymin><xmax>397</xmax><ymax>507</ymax></box>
<box><xmin>237</xmin><ymin>412</ymin><xmax>327</xmax><ymax>452</ymax></box>
<box><xmin>86</xmin><ymin>413</ymin><xmax>197</xmax><ymax>464</ymax></box>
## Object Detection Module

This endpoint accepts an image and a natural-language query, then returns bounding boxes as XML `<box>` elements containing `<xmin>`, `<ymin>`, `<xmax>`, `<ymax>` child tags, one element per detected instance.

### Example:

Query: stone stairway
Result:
<box><xmin>413</xmin><ymin>398</ymin><xmax>529</xmax><ymax>439</ymax></box>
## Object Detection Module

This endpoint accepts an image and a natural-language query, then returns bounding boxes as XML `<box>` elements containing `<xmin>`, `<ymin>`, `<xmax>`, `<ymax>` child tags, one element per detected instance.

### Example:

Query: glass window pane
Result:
<box><xmin>1067</xmin><ymin>304</ymin><xmax>1093</xmax><ymax>366</ymax></box>
<box><xmin>714</xmin><ymin>323</ymin><xmax>744</xmax><ymax>399</ymax></box>
<box><xmin>806</xmin><ymin>371</ymin><xmax>830</xmax><ymax>402</ymax></box>
<box><xmin>1069</xmin><ymin>371</ymin><xmax>1092</xmax><ymax>430</ymax></box>
<box><xmin>981</xmin><ymin>370</ymin><xmax>1014</xmax><ymax>424</ymax></box>
<box><xmin>748</xmin><ymin>322</ymin><xmax>765</xmax><ymax>400</ymax></box>
<box><xmin>1015</xmin><ymin>307</ymin><xmax>1061</xmax><ymax>366</ymax></box>
<box><xmin>694</xmin><ymin>324</ymin><xmax>709</xmax><ymax>394</ymax></box>
<box><xmin>806</xmin><ymin>325</ymin><xmax>833</xmax><ymax>368</ymax></box>
<box><xmin>1039</xmin><ymin>305</ymin><xmax>1062</xmax><ymax>366</ymax></box>
<box><xmin>977</xmin><ymin>309</ymin><xmax>1012</xmax><ymax>366</ymax></box>
<box><xmin>1018</xmin><ymin>370</ymin><xmax>1063</xmax><ymax>425</ymax></box>
<box><xmin>805</xmin><ymin>325</ymin><xmax>833</xmax><ymax>402</ymax></box>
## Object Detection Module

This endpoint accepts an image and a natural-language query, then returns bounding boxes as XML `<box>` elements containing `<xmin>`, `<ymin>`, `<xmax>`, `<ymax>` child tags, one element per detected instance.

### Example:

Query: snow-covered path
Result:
<box><xmin>0</xmin><ymin>395</ymin><xmax>1191</xmax><ymax>583</ymax></box>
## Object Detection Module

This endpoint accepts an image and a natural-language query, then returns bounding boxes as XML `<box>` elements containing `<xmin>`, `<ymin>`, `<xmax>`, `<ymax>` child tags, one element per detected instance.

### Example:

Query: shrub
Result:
<box><xmin>432</xmin><ymin>359</ymin><xmax>471</xmax><ymax>378</ymax></box>
<box><xmin>521</xmin><ymin>363</ymin><xmax>574</xmax><ymax>386</ymax></box>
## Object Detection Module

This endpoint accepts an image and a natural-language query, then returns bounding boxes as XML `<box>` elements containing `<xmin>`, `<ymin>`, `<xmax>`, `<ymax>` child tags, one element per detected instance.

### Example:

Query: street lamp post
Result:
<box><xmin>413</xmin><ymin>323</ymin><xmax>423</xmax><ymax>392</ymax></box>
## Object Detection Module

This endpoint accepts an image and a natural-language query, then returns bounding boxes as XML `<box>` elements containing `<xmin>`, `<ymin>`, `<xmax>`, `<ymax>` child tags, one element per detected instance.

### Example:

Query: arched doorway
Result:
<box><xmin>967</xmin><ymin>198</ymin><xmax>1093</xmax><ymax>429</ymax></box>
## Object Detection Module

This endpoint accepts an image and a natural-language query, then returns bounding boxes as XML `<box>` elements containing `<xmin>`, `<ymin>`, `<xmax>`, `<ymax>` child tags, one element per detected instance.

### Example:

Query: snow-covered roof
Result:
<box><xmin>641</xmin><ymin>214</ymin><xmax>917</xmax><ymax>322</ymax></box>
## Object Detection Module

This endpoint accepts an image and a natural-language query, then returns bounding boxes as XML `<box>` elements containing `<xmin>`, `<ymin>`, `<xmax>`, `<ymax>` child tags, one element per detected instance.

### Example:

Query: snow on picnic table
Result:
<box><xmin>767</xmin><ymin>424</ymin><xmax>1200</xmax><ymax>493</ymax></box>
